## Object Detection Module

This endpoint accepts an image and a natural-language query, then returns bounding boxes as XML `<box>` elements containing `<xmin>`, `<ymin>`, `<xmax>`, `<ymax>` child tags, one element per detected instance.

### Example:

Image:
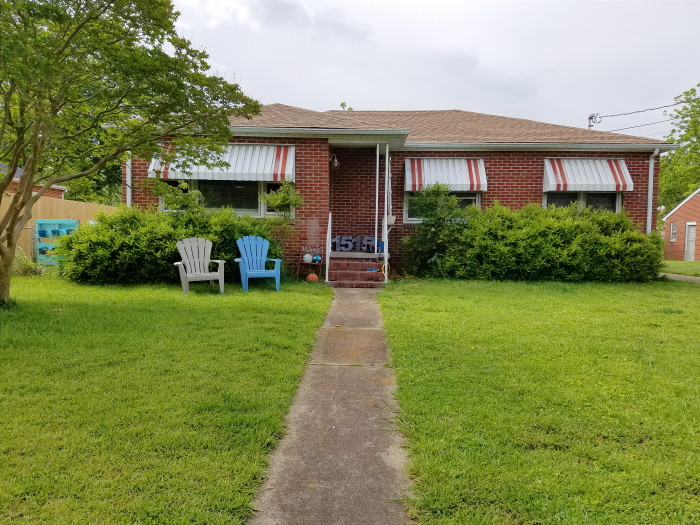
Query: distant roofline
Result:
<box><xmin>662</xmin><ymin>187</ymin><xmax>700</xmax><ymax>221</ymax></box>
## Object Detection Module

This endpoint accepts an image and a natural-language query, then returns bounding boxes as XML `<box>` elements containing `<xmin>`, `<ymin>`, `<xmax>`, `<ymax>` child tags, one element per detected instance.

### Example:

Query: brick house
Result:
<box><xmin>662</xmin><ymin>188</ymin><xmax>699</xmax><ymax>261</ymax></box>
<box><xmin>124</xmin><ymin>104</ymin><xmax>675</xmax><ymax>286</ymax></box>
<box><xmin>2</xmin><ymin>165</ymin><xmax>67</xmax><ymax>199</ymax></box>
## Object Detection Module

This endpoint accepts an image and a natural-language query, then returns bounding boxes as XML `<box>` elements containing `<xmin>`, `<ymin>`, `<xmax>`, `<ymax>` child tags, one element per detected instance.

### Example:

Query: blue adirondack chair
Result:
<box><xmin>235</xmin><ymin>236</ymin><xmax>282</xmax><ymax>292</ymax></box>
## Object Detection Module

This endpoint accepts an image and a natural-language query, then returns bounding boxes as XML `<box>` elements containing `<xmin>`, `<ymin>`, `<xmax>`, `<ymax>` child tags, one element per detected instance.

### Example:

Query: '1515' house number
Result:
<box><xmin>331</xmin><ymin>235</ymin><xmax>380</xmax><ymax>252</ymax></box>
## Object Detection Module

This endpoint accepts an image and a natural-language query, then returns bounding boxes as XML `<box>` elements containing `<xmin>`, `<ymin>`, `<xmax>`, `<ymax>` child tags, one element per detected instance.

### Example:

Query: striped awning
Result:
<box><xmin>405</xmin><ymin>158</ymin><xmax>487</xmax><ymax>192</ymax></box>
<box><xmin>543</xmin><ymin>158</ymin><xmax>633</xmax><ymax>192</ymax></box>
<box><xmin>149</xmin><ymin>144</ymin><xmax>295</xmax><ymax>182</ymax></box>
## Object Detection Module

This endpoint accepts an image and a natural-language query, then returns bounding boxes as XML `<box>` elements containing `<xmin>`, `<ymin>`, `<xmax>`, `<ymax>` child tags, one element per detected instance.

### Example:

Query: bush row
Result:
<box><xmin>402</xmin><ymin>186</ymin><xmax>663</xmax><ymax>282</ymax></box>
<box><xmin>57</xmin><ymin>206</ymin><xmax>280</xmax><ymax>285</ymax></box>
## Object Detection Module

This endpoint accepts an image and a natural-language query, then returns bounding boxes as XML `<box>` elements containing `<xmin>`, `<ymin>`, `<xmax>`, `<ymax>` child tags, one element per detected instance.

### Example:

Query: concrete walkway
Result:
<box><xmin>661</xmin><ymin>273</ymin><xmax>700</xmax><ymax>284</ymax></box>
<box><xmin>249</xmin><ymin>289</ymin><xmax>410</xmax><ymax>525</ymax></box>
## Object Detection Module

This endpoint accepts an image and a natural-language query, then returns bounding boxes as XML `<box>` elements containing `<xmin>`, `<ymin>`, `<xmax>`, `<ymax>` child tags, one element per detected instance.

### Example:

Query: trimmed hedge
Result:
<box><xmin>402</xmin><ymin>186</ymin><xmax>663</xmax><ymax>283</ymax></box>
<box><xmin>57</xmin><ymin>206</ymin><xmax>280</xmax><ymax>284</ymax></box>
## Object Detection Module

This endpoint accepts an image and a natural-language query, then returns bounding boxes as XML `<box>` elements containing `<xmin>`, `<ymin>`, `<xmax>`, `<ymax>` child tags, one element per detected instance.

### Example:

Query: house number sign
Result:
<box><xmin>331</xmin><ymin>235</ymin><xmax>378</xmax><ymax>252</ymax></box>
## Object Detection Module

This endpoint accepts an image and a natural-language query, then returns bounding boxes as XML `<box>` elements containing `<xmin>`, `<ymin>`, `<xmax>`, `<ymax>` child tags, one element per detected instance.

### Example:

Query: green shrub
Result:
<box><xmin>403</xmin><ymin>186</ymin><xmax>663</xmax><ymax>283</ymax></box>
<box><xmin>57</xmin><ymin>206</ymin><xmax>280</xmax><ymax>285</ymax></box>
<box><xmin>11</xmin><ymin>247</ymin><xmax>43</xmax><ymax>276</ymax></box>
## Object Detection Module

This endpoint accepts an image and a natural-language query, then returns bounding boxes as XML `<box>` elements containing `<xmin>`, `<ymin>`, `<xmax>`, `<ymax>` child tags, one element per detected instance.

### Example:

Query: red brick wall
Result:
<box><xmin>298</xmin><ymin>149</ymin><xmax>661</xmax><ymax>270</ymax></box>
<box><xmin>124</xmin><ymin>143</ymin><xmax>661</xmax><ymax>272</ymax></box>
<box><xmin>6</xmin><ymin>181</ymin><xmax>65</xmax><ymax>199</ymax></box>
<box><xmin>124</xmin><ymin>137</ymin><xmax>330</xmax><ymax>264</ymax></box>
<box><xmin>663</xmin><ymin>191</ymin><xmax>700</xmax><ymax>260</ymax></box>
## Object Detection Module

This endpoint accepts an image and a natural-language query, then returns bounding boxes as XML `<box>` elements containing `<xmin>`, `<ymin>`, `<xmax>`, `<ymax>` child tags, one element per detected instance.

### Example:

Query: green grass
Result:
<box><xmin>379</xmin><ymin>279</ymin><xmax>700</xmax><ymax>524</ymax></box>
<box><xmin>0</xmin><ymin>276</ymin><xmax>332</xmax><ymax>524</ymax></box>
<box><xmin>663</xmin><ymin>260</ymin><xmax>700</xmax><ymax>277</ymax></box>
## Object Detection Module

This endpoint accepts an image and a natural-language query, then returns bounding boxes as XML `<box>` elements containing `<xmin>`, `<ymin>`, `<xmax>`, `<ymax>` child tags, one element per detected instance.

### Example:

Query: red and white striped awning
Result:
<box><xmin>405</xmin><ymin>158</ymin><xmax>487</xmax><ymax>192</ymax></box>
<box><xmin>149</xmin><ymin>144</ymin><xmax>295</xmax><ymax>182</ymax></box>
<box><xmin>544</xmin><ymin>158</ymin><xmax>633</xmax><ymax>192</ymax></box>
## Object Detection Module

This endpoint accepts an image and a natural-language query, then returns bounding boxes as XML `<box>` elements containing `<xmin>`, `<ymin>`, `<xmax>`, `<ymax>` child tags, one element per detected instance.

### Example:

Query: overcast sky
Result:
<box><xmin>173</xmin><ymin>0</ymin><xmax>700</xmax><ymax>140</ymax></box>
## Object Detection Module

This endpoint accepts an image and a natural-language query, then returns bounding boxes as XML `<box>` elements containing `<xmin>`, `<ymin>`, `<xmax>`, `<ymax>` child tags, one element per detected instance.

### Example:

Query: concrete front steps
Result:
<box><xmin>328</xmin><ymin>258</ymin><xmax>386</xmax><ymax>288</ymax></box>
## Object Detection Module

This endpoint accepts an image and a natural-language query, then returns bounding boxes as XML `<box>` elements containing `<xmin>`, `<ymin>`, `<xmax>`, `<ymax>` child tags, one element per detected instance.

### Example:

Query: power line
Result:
<box><xmin>604</xmin><ymin>119</ymin><xmax>673</xmax><ymax>132</ymax></box>
<box><xmin>600</xmin><ymin>99</ymin><xmax>696</xmax><ymax>118</ymax></box>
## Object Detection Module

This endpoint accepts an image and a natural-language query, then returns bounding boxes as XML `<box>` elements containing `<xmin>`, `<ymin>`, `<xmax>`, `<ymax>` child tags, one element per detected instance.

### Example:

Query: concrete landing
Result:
<box><xmin>248</xmin><ymin>289</ymin><xmax>410</xmax><ymax>525</ymax></box>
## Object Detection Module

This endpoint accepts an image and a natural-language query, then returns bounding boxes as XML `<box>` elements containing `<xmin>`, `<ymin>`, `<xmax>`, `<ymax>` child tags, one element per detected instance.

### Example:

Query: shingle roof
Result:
<box><xmin>230</xmin><ymin>103</ymin><xmax>671</xmax><ymax>146</ymax></box>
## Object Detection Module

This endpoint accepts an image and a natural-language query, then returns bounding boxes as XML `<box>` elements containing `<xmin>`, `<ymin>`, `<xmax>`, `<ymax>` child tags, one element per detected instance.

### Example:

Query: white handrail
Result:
<box><xmin>325</xmin><ymin>212</ymin><xmax>332</xmax><ymax>282</ymax></box>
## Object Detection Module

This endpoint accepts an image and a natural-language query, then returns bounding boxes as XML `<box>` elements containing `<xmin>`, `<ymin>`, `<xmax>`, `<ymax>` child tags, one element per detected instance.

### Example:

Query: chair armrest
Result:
<box><xmin>234</xmin><ymin>258</ymin><xmax>242</xmax><ymax>262</ymax></box>
<box><xmin>174</xmin><ymin>262</ymin><xmax>184</xmax><ymax>267</ymax></box>
<box><xmin>211</xmin><ymin>259</ymin><xmax>226</xmax><ymax>265</ymax></box>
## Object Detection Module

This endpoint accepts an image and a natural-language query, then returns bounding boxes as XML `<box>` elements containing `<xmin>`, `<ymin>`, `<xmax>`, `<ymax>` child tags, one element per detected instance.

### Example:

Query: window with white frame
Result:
<box><xmin>544</xmin><ymin>192</ymin><xmax>621</xmax><ymax>212</ymax></box>
<box><xmin>669</xmin><ymin>222</ymin><xmax>677</xmax><ymax>242</ymax></box>
<box><xmin>404</xmin><ymin>191</ymin><xmax>480</xmax><ymax>223</ymax></box>
<box><xmin>162</xmin><ymin>180</ymin><xmax>284</xmax><ymax>216</ymax></box>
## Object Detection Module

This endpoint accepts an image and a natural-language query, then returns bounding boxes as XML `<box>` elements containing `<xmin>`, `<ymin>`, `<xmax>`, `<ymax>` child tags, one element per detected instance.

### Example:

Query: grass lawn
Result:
<box><xmin>663</xmin><ymin>260</ymin><xmax>700</xmax><ymax>277</ymax></box>
<box><xmin>0</xmin><ymin>276</ymin><xmax>332</xmax><ymax>524</ymax></box>
<box><xmin>379</xmin><ymin>279</ymin><xmax>700</xmax><ymax>524</ymax></box>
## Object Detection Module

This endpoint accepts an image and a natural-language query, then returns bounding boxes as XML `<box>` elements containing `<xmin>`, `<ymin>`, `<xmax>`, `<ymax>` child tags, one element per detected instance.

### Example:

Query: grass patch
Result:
<box><xmin>0</xmin><ymin>276</ymin><xmax>332</xmax><ymax>523</ymax></box>
<box><xmin>663</xmin><ymin>260</ymin><xmax>700</xmax><ymax>277</ymax></box>
<box><xmin>379</xmin><ymin>279</ymin><xmax>700</xmax><ymax>523</ymax></box>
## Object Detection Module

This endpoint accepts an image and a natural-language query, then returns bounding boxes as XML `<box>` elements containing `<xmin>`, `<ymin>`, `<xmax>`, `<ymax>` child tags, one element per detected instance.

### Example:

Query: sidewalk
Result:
<box><xmin>248</xmin><ymin>288</ymin><xmax>410</xmax><ymax>525</ymax></box>
<box><xmin>661</xmin><ymin>273</ymin><xmax>700</xmax><ymax>284</ymax></box>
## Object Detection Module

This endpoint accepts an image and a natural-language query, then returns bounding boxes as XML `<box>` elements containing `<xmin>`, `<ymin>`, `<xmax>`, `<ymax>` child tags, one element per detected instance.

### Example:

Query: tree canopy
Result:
<box><xmin>659</xmin><ymin>83</ymin><xmax>700</xmax><ymax>211</ymax></box>
<box><xmin>0</xmin><ymin>0</ymin><xmax>260</xmax><ymax>304</ymax></box>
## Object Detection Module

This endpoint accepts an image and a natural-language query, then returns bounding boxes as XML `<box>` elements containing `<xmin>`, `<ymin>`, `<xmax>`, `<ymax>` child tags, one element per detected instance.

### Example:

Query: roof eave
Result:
<box><xmin>662</xmin><ymin>187</ymin><xmax>700</xmax><ymax>221</ymax></box>
<box><xmin>230</xmin><ymin>126</ymin><xmax>411</xmax><ymax>148</ymax></box>
<box><xmin>400</xmin><ymin>142</ymin><xmax>678</xmax><ymax>152</ymax></box>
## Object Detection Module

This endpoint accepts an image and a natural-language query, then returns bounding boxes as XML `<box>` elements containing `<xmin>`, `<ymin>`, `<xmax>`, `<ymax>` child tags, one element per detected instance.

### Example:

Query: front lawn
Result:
<box><xmin>663</xmin><ymin>260</ymin><xmax>700</xmax><ymax>277</ymax></box>
<box><xmin>380</xmin><ymin>279</ymin><xmax>700</xmax><ymax>523</ymax></box>
<box><xmin>0</xmin><ymin>277</ymin><xmax>332</xmax><ymax>524</ymax></box>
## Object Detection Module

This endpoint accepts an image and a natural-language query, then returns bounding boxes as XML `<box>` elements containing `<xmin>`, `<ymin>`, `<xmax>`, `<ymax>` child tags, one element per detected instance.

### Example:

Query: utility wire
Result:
<box><xmin>604</xmin><ymin>119</ymin><xmax>673</xmax><ymax>132</ymax></box>
<box><xmin>600</xmin><ymin>98</ymin><xmax>698</xmax><ymax>118</ymax></box>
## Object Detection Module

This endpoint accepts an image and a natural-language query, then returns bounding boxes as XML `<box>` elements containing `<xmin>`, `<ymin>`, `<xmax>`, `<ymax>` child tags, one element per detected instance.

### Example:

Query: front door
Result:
<box><xmin>685</xmin><ymin>223</ymin><xmax>696</xmax><ymax>261</ymax></box>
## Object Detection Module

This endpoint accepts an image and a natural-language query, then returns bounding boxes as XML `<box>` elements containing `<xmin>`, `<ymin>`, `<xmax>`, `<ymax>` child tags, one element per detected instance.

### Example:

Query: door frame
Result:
<box><xmin>685</xmin><ymin>221</ymin><xmax>697</xmax><ymax>261</ymax></box>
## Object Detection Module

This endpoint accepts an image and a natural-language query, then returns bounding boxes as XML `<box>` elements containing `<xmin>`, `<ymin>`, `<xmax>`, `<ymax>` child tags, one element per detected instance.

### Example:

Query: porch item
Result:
<box><xmin>296</xmin><ymin>246</ymin><xmax>324</xmax><ymax>280</ymax></box>
<box><xmin>235</xmin><ymin>236</ymin><xmax>281</xmax><ymax>292</ymax></box>
<box><xmin>174</xmin><ymin>237</ymin><xmax>225</xmax><ymax>294</ymax></box>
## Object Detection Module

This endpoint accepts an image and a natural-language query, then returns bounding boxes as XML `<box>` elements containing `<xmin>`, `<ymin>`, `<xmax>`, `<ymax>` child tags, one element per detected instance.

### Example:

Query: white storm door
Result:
<box><xmin>685</xmin><ymin>223</ymin><xmax>696</xmax><ymax>261</ymax></box>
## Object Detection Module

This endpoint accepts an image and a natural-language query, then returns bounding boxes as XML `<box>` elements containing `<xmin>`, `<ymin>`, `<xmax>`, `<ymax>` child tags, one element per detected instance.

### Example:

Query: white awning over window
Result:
<box><xmin>149</xmin><ymin>144</ymin><xmax>295</xmax><ymax>182</ymax></box>
<box><xmin>405</xmin><ymin>158</ymin><xmax>487</xmax><ymax>192</ymax></box>
<box><xmin>543</xmin><ymin>158</ymin><xmax>633</xmax><ymax>192</ymax></box>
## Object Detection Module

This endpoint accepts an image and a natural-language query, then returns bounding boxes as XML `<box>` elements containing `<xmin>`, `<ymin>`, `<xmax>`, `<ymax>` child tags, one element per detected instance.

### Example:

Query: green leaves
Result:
<box><xmin>659</xmin><ymin>83</ymin><xmax>700</xmax><ymax>210</ymax></box>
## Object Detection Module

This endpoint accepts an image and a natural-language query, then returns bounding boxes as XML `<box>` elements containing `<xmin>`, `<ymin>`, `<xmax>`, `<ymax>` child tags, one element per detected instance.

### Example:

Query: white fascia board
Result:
<box><xmin>400</xmin><ymin>142</ymin><xmax>678</xmax><ymax>152</ymax></box>
<box><xmin>662</xmin><ymin>187</ymin><xmax>700</xmax><ymax>221</ymax></box>
<box><xmin>230</xmin><ymin>126</ymin><xmax>410</xmax><ymax>148</ymax></box>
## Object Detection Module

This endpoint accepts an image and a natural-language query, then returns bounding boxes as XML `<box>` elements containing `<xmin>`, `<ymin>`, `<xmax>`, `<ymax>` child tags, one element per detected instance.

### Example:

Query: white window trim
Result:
<box><xmin>403</xmin><ymin>191</ymin><xmax>481</xmax><ymax>224</ymax></box>
<box><xmin>669</xmin><ymin>222</ymin><xmax>677</xmax><ymax>242</ymax></box>
<box><xmin>542</xmin><ymin>192</ymin><xmax>622</xmax><ymax>212</ymax></box>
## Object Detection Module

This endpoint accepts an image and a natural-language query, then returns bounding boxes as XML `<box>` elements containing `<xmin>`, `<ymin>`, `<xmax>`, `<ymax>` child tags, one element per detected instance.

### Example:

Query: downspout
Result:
<box><xmin>125</xmin><ymin>156</ymin><xmax>133</xmax><ymax>206</ymax></box>
<box><xmin>646</xmin><ymin>148</ymin><xmax>660</xmax><ymax>233</ymax></box>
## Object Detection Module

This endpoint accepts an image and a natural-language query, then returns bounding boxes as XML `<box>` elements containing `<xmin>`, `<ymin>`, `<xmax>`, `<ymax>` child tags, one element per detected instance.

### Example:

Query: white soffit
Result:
<box><xmin>543</xmin><ymin>158</ymin><xmax>633</xmax><ymax>192</ymax></box>
<box><xmin>149</xmin><ymin>145</ymin><xmax>295</xmax><ymax>182</ymax></box>
<box><xmin>405</xmin><ymin>158</ymin><xmax>487</xmax><ymax>192</ymax></box>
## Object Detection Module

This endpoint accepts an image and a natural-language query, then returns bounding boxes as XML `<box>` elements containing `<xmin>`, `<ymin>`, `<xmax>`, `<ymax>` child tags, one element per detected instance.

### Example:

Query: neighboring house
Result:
<box><xmin>662</xmin><ymin>188</ymin><xmax>699</xmax><ymax>261</ymax></box>
<box><xmin>2</xmin><ymin>164</ymin><xmax>67</xmax><ymax>199</ymax></box>
<box><xmin>123</xmin><ymin>104</ymin><xmax>675</xmax><ymax>286</ymax></box>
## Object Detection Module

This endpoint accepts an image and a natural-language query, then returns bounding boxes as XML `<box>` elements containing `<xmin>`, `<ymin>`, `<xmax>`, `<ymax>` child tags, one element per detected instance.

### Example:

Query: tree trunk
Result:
<box><xmin>0</xmin><ymin>248</ymin><xmax>14</xmax><ymax>306</ymax></box>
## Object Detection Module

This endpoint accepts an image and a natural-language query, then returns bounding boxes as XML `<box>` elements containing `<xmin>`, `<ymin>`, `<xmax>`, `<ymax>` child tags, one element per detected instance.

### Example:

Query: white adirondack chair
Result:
<box><xmin>174</xmin><ymin>237</ymin><xmax>225</xmax><ymax>294</ymax></box>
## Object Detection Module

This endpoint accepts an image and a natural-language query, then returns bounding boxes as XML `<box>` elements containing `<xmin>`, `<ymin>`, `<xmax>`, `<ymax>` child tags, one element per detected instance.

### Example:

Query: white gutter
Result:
<box><xmin>401</xmin><ymin>142</ymin><xmax>677</xmax><ymax>153</ymax></box>
<box><xmin>230</xmin><ymin>126</ymin><xmax>411</xmax><ymax>137</ymax></box>
<box><xmin>125</xmin><ymin>156</ymin><xmax>132</xmax><ymax>206</ymax></box>
<box><xmin>374</xmin><ymin>144</ymin><xmax>379</xmax><ymax>254</ymax></box>
<box><xmin>647</xmin><ymin>148</ymin><xmax>660</xmax><ymax>233</ymax></box>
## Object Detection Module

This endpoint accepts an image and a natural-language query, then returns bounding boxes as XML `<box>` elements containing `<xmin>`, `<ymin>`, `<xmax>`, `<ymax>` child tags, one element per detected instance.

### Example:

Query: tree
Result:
<box><xmin>659</xmin><ymin>83</ymin><xmax>700</xmax><ymax>211</ymax></box>
<box><xmin>0</xmin><ymin>0</ymin><xmax>260</xmax><ymax>305</ymax></box>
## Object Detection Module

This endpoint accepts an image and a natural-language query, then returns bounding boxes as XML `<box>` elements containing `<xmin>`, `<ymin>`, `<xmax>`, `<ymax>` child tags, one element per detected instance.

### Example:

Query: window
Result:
<box><xmin>669</xmin><ymin>222</ymin><xmax>677</xmax><ymax>242</ymax></box>
<box><xmin>404</xmin><ymin>192</ymin><xmax>480</xmax><ymax>223</ymax></box>
<box><xmin>544</xmin><ymin>192</ymin><xmax>621</xmax><ymax>212</ymax></box>
<box><xmin>161</xmin><ymin>180</ymin><xmax>287</xmax><ymax>217</ymax></box>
